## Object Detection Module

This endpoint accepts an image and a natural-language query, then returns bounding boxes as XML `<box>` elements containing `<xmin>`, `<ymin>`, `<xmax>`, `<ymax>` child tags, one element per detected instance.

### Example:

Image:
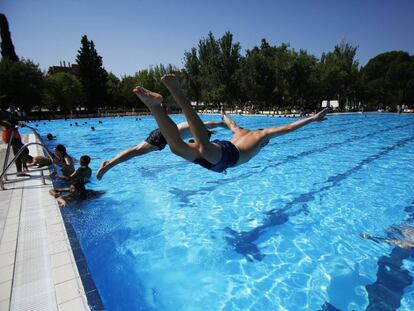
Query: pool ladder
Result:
<box><xmin>0</xmin><ymin>125</ymin><xmax>55</xmax><ymax>190</ymax></box>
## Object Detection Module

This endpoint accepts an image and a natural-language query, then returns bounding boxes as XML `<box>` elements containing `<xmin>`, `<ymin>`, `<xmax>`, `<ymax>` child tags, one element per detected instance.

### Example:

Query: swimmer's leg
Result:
<box><xmin>221</xmin><ymin>109</ymin><xmax>245</xmax><ymax>134</ymax></box>
<box><xmin>96</xmin><ymin>141</ymin><xmax>157</xmax><ymax>180</ymax></box>
<box><xmin>161</xmin><ymin>74</ymin><xmax>221</xmax><ymax>163</ymax></box>
<box><xmin>133</xmin><ymin>87</ymin><xmax>200</xmax><ymax>161</ymax></box>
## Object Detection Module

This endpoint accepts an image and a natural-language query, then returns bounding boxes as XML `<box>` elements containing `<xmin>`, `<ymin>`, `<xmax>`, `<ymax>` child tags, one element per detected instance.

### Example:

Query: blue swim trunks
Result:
<box><xmin>193</xmin><ymin>140</ymin><xmax>239</xmax><ymax>173</ymax></box>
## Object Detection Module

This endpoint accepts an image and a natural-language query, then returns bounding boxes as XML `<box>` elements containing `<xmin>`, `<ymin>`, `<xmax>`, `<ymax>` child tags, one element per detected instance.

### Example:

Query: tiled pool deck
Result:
<box><xmin>0</xmin><ymin>134</ymin><xmax>101</xmax><ymax>311</ymax></box>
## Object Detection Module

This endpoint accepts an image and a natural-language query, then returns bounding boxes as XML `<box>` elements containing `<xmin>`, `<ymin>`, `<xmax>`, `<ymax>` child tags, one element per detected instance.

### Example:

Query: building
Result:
<box><xmin>321</xmin><ymin>100</ymin><xmax>340</xmax><ymax>109</ymax></box>
<box><xmin>47</xmin><ymin>60</ymin><xmax>79</xmax><ymax>75</ymax></box>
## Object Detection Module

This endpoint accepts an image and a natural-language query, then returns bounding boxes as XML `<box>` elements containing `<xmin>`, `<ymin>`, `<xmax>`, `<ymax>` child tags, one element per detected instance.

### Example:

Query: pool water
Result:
<box><xmin>31</xmin><ymin>113</ymin><xmax>414</xmax><ymax>310</ymax></box>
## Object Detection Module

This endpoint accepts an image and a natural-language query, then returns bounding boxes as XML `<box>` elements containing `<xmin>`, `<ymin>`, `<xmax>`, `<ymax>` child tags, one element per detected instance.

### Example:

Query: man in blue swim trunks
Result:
<box><xmin>132</xmin><ymin>73</ymin><xmax>328</xmax><ymax>173</ymax></box>
<box><xmin>96</xmin><ymin>120</ymin><xmax>227</xmax><ymax>180</ymax></box>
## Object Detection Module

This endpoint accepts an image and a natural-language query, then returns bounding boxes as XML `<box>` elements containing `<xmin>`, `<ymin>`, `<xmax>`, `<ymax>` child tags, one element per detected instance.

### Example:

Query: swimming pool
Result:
<box><xmin>31</xmin><ymin>113</ymin><xmax>414</xmax><ymax>310</ymax></box>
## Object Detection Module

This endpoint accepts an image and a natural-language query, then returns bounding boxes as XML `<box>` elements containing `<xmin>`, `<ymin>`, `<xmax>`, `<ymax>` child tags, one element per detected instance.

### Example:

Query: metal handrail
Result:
<box><xmin>0</xmin><ymin>124</ymin><xmax>55</xmax><ymax>190</ymax></box>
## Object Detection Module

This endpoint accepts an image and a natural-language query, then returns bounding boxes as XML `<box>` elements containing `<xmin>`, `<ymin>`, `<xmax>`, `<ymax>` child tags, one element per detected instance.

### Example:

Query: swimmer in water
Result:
<box><xmin>360</xmin><ymin>227</ymin><xmax>414</xmax><ymax>255</ymax></box>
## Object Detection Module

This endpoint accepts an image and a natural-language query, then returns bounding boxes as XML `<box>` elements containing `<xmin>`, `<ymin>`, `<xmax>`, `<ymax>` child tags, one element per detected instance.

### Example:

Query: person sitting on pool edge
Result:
<box><xmin>51</xmin><ymin>155</ymin><xmax>92</xmax><ymax>183</ymax></box>
<box><xmin>52</xmin><ymin>144</ymin><xmax>75</xmax><ymax>176</ymax></box>
<box><xmin>96</xmin><ymin>120</ymin><xmax>229</xmax><ymax>180</ymax></box>
<box><xmin>132</xmin><ymin>73</ymin><xmax>328</xmax><ymax>173</ymax></box>
<box><xmin>49</xmin><ymin>179</ymin><xmax>104</xmax><ymax>208</ymax></box>
<box><xmin>49</xmin><ymin>180</ymin><xmax>87</xmax><ymax>208</ymax></box>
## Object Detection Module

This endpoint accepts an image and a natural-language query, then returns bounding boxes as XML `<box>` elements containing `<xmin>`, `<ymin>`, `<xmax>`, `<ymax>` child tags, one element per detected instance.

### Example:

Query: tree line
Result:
<box><xmin>1</xmin><ymin>14</ymin><xmax>413</xmax><ymax>115</ymax></box>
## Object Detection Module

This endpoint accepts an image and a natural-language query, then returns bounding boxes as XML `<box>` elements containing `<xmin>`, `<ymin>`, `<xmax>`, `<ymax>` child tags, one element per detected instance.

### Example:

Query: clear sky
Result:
<box><xmin>1</xmin><ymin>0</ymin><xmax>413</xmax><ymax>77</ymax></box>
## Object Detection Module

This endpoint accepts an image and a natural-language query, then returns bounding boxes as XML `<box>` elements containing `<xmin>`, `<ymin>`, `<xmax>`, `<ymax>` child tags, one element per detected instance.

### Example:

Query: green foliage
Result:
<box><xmin>1</xmin><ymin>29</ymin><xmax>413</xmax><ymax>115</ymax></box>
<box><xmin>362</xmin><ymin>51</ymin><xmax>414</xmax><ymax>109</ymax></box>
<box><xmin>183</xmin><ymin>31</ymin><xmax>241</xmax><ymax>106</ymax></box>
<box><xmin>0</xmin><ymin>58</ymin><xmax>44</xmax><ymax>112</ymax></box>
<box><xmin>0</xmin><ymin>14</ymin><xmax>19</xmax><ymax>61</ymax></box>
<box><xmin>76</xmin><ymin>35</ymin><xmax>108</xmax><ymax>111</ymax></box>
<box><xmin>106</xmin><ymin>72</ymin><xmax>122</xmax><ymax>108</ymax></box>
<box><xmin>43</xmin><ymin>72</ymin><xmax>82</xmax><ymax>114</ymax></box>
<box><xmin>319</xmin><ymin>41</ymin><xmax>360</xmax><ymax>109</ymax></box>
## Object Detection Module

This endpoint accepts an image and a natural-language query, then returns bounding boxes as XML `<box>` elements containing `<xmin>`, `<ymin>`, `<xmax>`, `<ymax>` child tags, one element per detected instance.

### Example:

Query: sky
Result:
<box><xmin>1</xmin><ymin>0</ymin><xmax>413</xmax><ymax>77</ymax></box>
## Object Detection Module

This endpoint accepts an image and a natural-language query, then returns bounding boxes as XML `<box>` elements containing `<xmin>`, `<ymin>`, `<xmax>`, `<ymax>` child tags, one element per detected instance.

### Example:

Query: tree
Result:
<box><xmin>106</xmin><ymin>72</ymin><xmax>122</xmax><ymax>108</ymax></box>
<box><xmin>43</xmin><ymin>72</ymin><xmax>82</xmax><ymax>117</ymax></box>
<box><xmin>0</xmin><ymin>58</ymin><xmax>44</xmax><ymax>113</ymax></box>
<box><xmin>362</xmin><ymin>51</ymin><xmax>414</xmax><ymax>109</ymax></box>
<box><xmin>193</xmin><ymin>31</ymin><xmax>242</xmax><ymax>106</ymax></box>
<box><xmin>319</xmin><ymin>41</ymin><xmax>360</xmax><ymax>110</ymax></box>
<box><xmin>118</xmin><ymin>75</ymin><xmax>140</xmax><ymax>110</ymax></box>
<box><xmin>182</xmin><ymin>48</ymin><xmax>202</xmax><ymax>110</ymax></box>
<box><xmin>76</xmin><ymin>35</ymin><xmax>108</xmax><ymax>111</ymax></box>
<box><xmin>0</xmin><ymin>14</ymin><xmax>19</xmax><ymax>61</ymax></box>
<box><xmin>238</xmin><ymin>39</ymin><xmax>280</xmax><ymax>109</ymax></box>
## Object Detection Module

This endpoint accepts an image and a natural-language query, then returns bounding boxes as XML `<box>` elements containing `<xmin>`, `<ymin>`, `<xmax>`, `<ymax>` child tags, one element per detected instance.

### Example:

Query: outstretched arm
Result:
<box><xmin>221</xmin><ymin>111</ymin><xmax>243</xmax><ymax>133</ymax></box>
<box><xmin>264</xmin><ymin>108</ymin><xmax>328</xmax><ymax>138</ymax></box>
<box><xmin>96</xmin><ymin>142</ymin><xmax>157</xmax><ymax>180</ymax></box>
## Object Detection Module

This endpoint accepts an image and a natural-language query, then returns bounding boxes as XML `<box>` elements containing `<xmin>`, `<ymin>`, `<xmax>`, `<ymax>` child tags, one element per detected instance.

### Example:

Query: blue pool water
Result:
<box><xmin>30</xmin><ymin>113</ymin><xmax>414</xmax><ymax>310</ymax></box>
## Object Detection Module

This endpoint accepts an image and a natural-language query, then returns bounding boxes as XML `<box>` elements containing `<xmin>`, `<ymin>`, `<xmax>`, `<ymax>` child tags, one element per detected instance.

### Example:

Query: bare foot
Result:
<box><xmin>96</xmin><ymin>160</ymin><xmax>109</xmax><ymax>180</ymax></box>
<box><xmin>132</xmin><ymin>87</ymin><xmax>163</xmax><ymax>106</ymax></box>
<box><xmin>312</xmin><ymin>108</ymin><xmax>329</xmax><ymax>122</ymax></box>
<box><xmin>161</xmin><ymin>73</ymin><xmax>181</xmax><ymax>89</ymax></box>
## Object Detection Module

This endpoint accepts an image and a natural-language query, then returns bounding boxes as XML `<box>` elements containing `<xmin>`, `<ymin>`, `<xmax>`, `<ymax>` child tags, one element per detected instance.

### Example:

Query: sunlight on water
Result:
<box><xmin>31</xmin><ymin>113</ymin><xmax>414</xmax><ymax>310</ymax></box>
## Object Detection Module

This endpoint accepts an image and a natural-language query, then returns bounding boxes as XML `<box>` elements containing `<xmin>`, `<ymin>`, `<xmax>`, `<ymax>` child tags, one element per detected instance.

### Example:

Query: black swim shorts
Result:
<box><xmin>145</xmin><ymin>129</ymin><xmax>167</xmax><ymax>150</ymax></box>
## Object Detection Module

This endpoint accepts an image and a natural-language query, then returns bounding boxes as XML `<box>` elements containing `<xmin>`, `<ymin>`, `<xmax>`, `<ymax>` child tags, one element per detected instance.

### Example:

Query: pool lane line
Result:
<box><xmin>322</xmin><ymin>199</ymin><xmax>414</xmax><ymax>311</ymax></box>
<box><xmin>260</xmin><ymin>120</ymin><xmax>414</xmax><ymax>173</ymax></box>
<box><xmin>361</xmin><ymin>200</ymin><xmax>414</xmax><ymax>311</ymax></box>
<box><xmin>225</xmin><ymin>134</ymin><xmax>414</xmax><ymax>262</ymax></box>
<box><xmin>272</xmin><ymin>117</ymin><xmax>386</xmax><ymax>146</ymax></box>
<box><xmin>169</xmin><ymin>120</ymin><xmax>414</xmax><ymax>205</ymax></box>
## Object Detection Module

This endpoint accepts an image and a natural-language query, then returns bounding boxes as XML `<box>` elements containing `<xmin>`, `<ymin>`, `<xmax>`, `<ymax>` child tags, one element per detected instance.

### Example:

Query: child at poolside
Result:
<box><xmin>51</xmin><ymin>155</ymin><xmax>92</xmax><ymax>183</ymax></box>
<box><xmin>52</xmin><ymin>144</ymin><xmax>75</xmax><ymax>177</ymax></box>
<box><xmin>132</xmin><ymin>73</ymin><xmax>328</xmax><ymax>173</ymax></box>
<box><xmin>26</xmin><ymin>155</ymin><xmax>52</xmax><ymax>167</ymax></box>
<box><xmin>50</xmin><ymin>155</ymin><xmax>96</xmax><ymax>207</ymax></box>
<box><xmin>49</xmin><ymin>180</ymin><xmax>87</xmax><ymax>208</ymax></box>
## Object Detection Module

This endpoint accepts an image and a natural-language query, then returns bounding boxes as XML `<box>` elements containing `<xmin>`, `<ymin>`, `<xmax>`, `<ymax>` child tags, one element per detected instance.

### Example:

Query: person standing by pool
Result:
<box><xmin>132</xmin><ymin>73</ymin><xmax>328</xmax><ymax>173</ymax></box>
<box><xmin>96</xmin><ymin>120</ymin><xmax>228</xmax><ymax>180</ymax></box>
<box><xmin>0</xmin><ymin>108</ymin><xmax>31</xmax><ymax>176</ymax></box>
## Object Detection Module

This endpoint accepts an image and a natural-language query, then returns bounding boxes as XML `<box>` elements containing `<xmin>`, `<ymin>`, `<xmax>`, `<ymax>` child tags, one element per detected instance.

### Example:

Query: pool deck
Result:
<box><xmin>0</xmin><ymin>134</ymin><xmax>91</xmax><ymax>311</ymax></box>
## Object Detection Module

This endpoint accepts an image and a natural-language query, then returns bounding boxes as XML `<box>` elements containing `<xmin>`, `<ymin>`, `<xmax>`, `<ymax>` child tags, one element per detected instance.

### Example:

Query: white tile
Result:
<box><xmin>48</xmin><ymin>231</ymin><xmax>67</xmax><ymax>243</ymax></box>
<box><xmin>46</xmin><ymin>217</ymin><xmax>62</xmax><ymax>227</ymax></box>
<box><xmin>0</xmin><ymin>252</ymin><xmax>15</xmax><ymax>268</ymax></box>
<box><xmin>47</xmin><ymin>223</ymin><xmax>65</xmax><ymax>234</ymax></box>
<box><xmin>0</xmin><ymin>240</ymin><xmax>16</xmax><ymax>254</ymax></box>
<box><xmin>0</xmin><ymin>299</ymin><xmax>10</xmax><ymax>311</ymax></box>
<box><xmin>49</xmin><ymin>241</ymin><xmax>69</xmax><ymax>255</ymax></box>
<box><xmin>51</xmin><ymin>251</ymin><xmax>71</xmax><ymax>268</ymax></box>
<box><xmin>0</xmin><ymin>264</ymin><xmax>14</xmax><ymax>283</ymax></box>
<box><xmin>4</xmin><ymin>216</ymin><xmax>19</xmax><ymax>226</ymax></box>
<box><xmin>58</xmin><ymin>296</ymin><xmax>88</xmax><ymax>311</ymax></box>
<box><xmin>4</xmin><ymin>223</ymin><xmax>18</xmax><ymax>233</ymax></box>
<box><xmin>0</xmin><ymin>280</ymin><xmax>12</xmax><ymax>301</ymax></box>
<box><xmin>53</xmin><ymin>264</ymin><xmax>77</xmax><ymax>285</ymax></box>
<box><xmin>0</xmin><ymin>230</ymin><xmax>18</xmax><ymax>242</ymax></box>
<box><xmin>55</xmin><ymin>278</ymin><xmax>83</xmax><ymax>304</ymax></box>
